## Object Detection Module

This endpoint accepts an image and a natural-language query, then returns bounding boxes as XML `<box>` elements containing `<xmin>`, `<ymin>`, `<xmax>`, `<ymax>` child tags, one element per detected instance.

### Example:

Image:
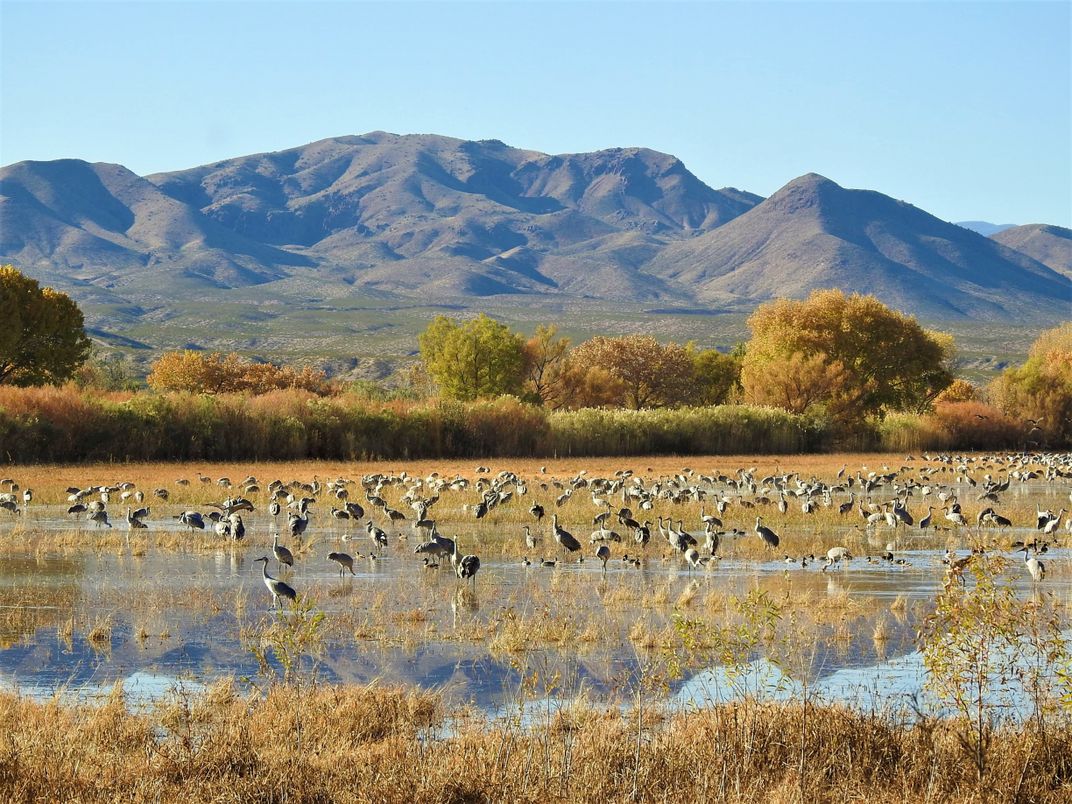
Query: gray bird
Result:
<box><xmin>254</xmin><ymin>556</ymin><xmax>297</xmax><ymax>610</ymax></box>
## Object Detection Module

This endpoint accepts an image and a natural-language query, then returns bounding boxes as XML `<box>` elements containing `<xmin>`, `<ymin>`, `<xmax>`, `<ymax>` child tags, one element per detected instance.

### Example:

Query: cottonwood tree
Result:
<box><xmin>522</xmin><ymin>324</ymin><xmax>572</xmax><ymax>407</ymax></box>
<box><xmin>418</xmin><ymin>314</ymin><xmax>525</xmax><ymax>401</ymax></box>
<box><xmin>740</xmin><ymin>289</ymin><xmax>954</xmax><ymax>423</ymax></box>
<box><xmin>0</xmin><ymin>265</ymin><xmax>91</xmax><ymax>386</ymax></box>
<box><xmin>570</xmin><ymin>335</ymin><xmax>694</xmax><ymax>409</ymax></box>
<box><xmin>990</xmin><ymin>323</ymin><xmax>1072</xmax><ymax>447</ymax></box>
<box><xmin>691</xmin><ymin>348</ymin><xmax>741</xmax><ymax>406</ymax></box>
<box><xmin>147</xmin><ymin>351</ymin><xmax>329</xmax><ymax>395</ymax></box>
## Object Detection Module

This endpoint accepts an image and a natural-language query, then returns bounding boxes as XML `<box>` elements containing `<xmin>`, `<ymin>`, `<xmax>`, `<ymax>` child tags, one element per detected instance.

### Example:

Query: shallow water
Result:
<box><xmin>0</xmin><ymin>521</ymin><xmax>1067</xmax><ymax>716</ymax></box>
<box><xmin>0</xmin><ymin>469</ymin><xmax>1068</xmax><ymax>717</ymax></box>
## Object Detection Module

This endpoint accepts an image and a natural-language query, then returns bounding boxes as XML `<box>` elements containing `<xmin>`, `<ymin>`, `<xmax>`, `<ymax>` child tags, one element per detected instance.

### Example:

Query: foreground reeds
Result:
<box><xmin>0</xmin><ymin>681</ymin><xmax>1068</xmax><ymax>803</ymax></box>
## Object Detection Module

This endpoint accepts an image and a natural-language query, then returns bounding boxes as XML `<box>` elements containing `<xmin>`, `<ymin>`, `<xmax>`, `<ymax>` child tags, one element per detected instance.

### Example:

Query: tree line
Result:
<box><xmin>415</xmin><ymin>289</ymin><xmax>957</xmax><ymax>431</ymax></box>
<box><xmin>1</xmin><ymin>263</ymin><xmax>1069</xmax><ymax>448</ymax></box>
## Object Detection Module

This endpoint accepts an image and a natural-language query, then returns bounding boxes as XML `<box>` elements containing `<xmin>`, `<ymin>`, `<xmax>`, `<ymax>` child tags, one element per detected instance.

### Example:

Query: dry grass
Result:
<box><xmin>0</xmin><ymin>681</ymin><xmax>1068</xmax><ymax>802</ymax></box>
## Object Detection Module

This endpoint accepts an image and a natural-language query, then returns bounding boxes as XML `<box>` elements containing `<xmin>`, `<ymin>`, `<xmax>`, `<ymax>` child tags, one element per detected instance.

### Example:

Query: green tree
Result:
<box><xmin>418</xmin><ymin>314</ymin><xmax>525</xmax><ymax>401</ymax></box>
<box><xmin>690</xmin><ymin>348</ymin><xmax>741</xmax><ymax>406</ymax></box>
<box><xmin>0</xmin><ymin>265</ymin><xmax>91</xmax><ymax>386</ymax></box>
<box><xmin>740</xmin><ymin>289</ymin><xmax>954</xmax><ymax>423</ymax></box>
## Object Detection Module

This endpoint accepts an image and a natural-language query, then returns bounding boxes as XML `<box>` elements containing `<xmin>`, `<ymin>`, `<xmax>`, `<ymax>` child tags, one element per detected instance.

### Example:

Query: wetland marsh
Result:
<box><xmin>0</xmin><ymin>454</ymin><xmax>1067</xmax><ymax>713</ymax></box>
<box><xmin>0</xmin><ymin>453</ymin><xmax>1070</xmax><ymax>801</ymax></box>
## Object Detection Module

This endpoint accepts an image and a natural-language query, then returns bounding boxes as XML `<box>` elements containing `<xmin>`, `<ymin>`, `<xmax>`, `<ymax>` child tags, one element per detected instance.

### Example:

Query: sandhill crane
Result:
<box><xmin>838</xmin><ymin>493</ymin><xmax>855</xmax><ymax>515</ymax></box>
<box><xmin>452</xmin><ymin>543</ymin><xmax>480</xmax><ymax>586</ymax></box>
<box><xmin>919</xmin><ymin>507</ymin><xmax>935</xmax><ymax>530</ymax></box>
<box><xmin>229</xmin><ymin>514</ymin><xmax>245</xmax><ymax>541</ymax></box>
<box><xmin>668</xmin><ymin>521</ymin><xmax>691</xmax><ymax>554</ymax></box>
<box><xmin>634</xmin><ymin>521</ymin><xmax>652</xmax><ymax>548</ymax></box>
<box><xmin>944</xmin><ymin>507</ymin><xmax>967</xmax><ymax>528</ymax></box>
<box><xmin>892</xmin><ymin>500</ymin><xmax>914</xmax><ymax>526</ymax></box>
<box><xmin>327</xmin><ymin>551</ymin><xmax>356</xmax><ymax>576</ymax></box>
<box><xmin>824</xmin><ymin>546</ymin><xmax>852</xmax><ymax>569</ymax></box>
<box><xmin>754</xmin><ymin>517</ymin><xmax>779</xmax><ymax>550</ymax></box>
<box><xmin>1042</xmin><ymin>509</ymin><xmax>1066</xmax><ymax>536</ymax></box>
<box><xmin>254</xmin><ymin>556</ymin><xmax>296</xmax><ymax>610</ymax></box>
<box><xmin>288</xmin><ymin>511</ymin><xmax>309</xmax><ymax>539</ymax></box>
<box><xmin>177</xmin><ymin>511</ymin><xmax>205</xmax><ymax>531</ymax></box>
<box><xmin>523</xmin><ymin>525</ymin><xmax>540</xmax><ymax>551</ymax></box>
<box><xmin>367</xmin><ymin>520</ymin><xmax>388</xmax><ymax>554</ymax></box>
<box><xmin>530</xmin><ymin>503</ymin><xmax>545</xmax><ymax>522</ymax></box>
<box><xmin>89</xmin><ymin>509</ymin><xmax>111</xmax><ymax>528</ymax></box>
<box><xmin>272</xmin><ymin>533</ymin><xmax>294</xmax><ymax>572</ymax></box>
<box><xmin>552</xmin><ymin>514</ymin><xmax>581</xmax><ymax>558</ymax></box>
<box><xmin>268</xmin><ymin>501</ymin><xmax>281</xmax><ymax>517</ymax></box>
<box><xmin>702</xmin><ymin>524</ymin><xmax>720</xmax><ymax>557</ymax></box>
<box><xmin>700</xmin><ymin>505</ymin><xmax>721</xmax><ymax>528</ymax></box>
<box><xmin>1036</xmin><ymin>504</ymin><xmax>1053</xmax><ymax>530</ymax></box>
<box><xmin>596</xmin><ymin>544</ymin><xmax>611</xmax><ymax>574</ymax></box>
<box><xmin>982</xmin><ymin>509</ymin><xmax>1013</xmax><ymax>528</ymax></box>
<box><xmin>0</xmin><ymin>500</ymin><xmax>20</xmax><ymax>515</ymax></box>
<box><xmin>66</xmin><ymin>503</ymin><xmax>87</xmax><ymax>517</ymax></box>
<box><xmin>589</xmin><ymin>525</ymin><xmax>621</xmax><ymax>544</ymax></box>
<box><xmin>126</xmin><ymin>508</ymin><xmax>147</xmax><ymax>530</ymax></box>
<box><xmin>209</xmin><ymin>497</ymin><xmax>254</xmax><ymax>516</ymax></box>
<box><xmin>684</xmin><ymin>547</ymin><xmax>706</xmax><ymax>574</ymax></box>
<box><xmin>1020</xmin><ymin>547</ymin><xmax>1046</xmax><ymax>582</ymax></box>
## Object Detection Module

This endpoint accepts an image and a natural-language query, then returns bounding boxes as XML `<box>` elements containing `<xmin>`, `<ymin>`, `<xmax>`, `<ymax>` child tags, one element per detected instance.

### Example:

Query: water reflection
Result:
<box><xmin>0</xmin><ymin>504</ymin><xmax>1067</xmax><ymax>718</ymax></box>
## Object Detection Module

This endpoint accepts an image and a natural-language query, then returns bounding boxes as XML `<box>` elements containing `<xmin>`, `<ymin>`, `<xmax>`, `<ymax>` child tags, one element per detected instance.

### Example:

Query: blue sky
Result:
<box><xmin>2</xmin><ymin>1</ymin><xmax>1069</xmax><ymax>225</ymax></box>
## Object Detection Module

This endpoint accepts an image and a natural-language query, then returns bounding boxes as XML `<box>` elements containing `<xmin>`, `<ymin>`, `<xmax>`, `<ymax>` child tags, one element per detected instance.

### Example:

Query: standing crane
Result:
<box><xmin>452</xmin><ymin>543</ymin><xmax>481</xmax><ymax>586</ymax></box>
<box><xmin>552</xmin><ymin>514</ymin><xmax>581</xmax><ymax>559</ymax></box>
<box><xmin>254</xmin><ymin>557</ymin><xmax>297</xmax><ymax>610</ymax></box>
<box><xmin>367</xmin><ymin>520</ymin><xmax>389</xmax><ymax>554</ymax></box>
<box><xmin>272</xmin><ymin>533</ymin><xmax>294</xmax><ymax>572</ymax></box>
<box><xmin>1020</xmin><ymin>546</ymin><xmax>1046</xmax><ymax>582</ymax></box>
<box><xmin>754</xmin><ymin>516</ymin><xmax>779</xmax><ymax>550</ymax></box>
<box><xmin>327</xmin><ymin>551</ymin><xmax>356</xmax><ymax>576</ymax></box>
<box><xmin>596</xmin><ymin>544</ymin><xmax>611</xmax><ymax>575</ymax></box>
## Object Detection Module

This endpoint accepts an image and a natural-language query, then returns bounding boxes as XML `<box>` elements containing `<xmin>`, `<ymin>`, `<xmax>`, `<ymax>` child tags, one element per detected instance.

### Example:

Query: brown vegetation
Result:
<box><xmin>0</xmin><ymin>682</ymin><xmax>1068</xmax><ymax>802</ymax></box>
<box><xmin>147</xmin><ymin>350</ymin><xmax>331</xmax><ymax>395</ymax></box>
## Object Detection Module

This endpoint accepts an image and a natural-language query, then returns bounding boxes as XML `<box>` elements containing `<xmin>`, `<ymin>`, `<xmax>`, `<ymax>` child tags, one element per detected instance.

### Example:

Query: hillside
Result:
<box><xmin>647</xmin><ymin>173</ymin><xmax>1070</xmax><ymax>320</ymax></box>
<box><xmin>145</xmin><ymin>132</ymin><xmax>758</xmax><ymax>301</ymax></box>
<box><xmin>1</xmin><ymin>133</ymin><xmax>1069</xmax><ymax>353</ymax></box>
<box><xmin>991</xmin><ymin>224</ymin><xmax>1072</xmax><ymax>280</ymax></box>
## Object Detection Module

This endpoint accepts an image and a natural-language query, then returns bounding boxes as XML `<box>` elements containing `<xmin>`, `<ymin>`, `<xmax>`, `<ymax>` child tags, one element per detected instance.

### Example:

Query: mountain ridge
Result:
<box><xmin>1</xmin><ymin>132</ymin><xmax>1069</xmax><ymax>329</ymax></box>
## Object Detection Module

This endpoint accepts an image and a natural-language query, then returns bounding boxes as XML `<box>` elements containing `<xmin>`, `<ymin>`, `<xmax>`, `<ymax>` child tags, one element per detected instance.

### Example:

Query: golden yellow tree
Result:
<box><xmin>990</xmin><ymin>323</ymin><xmax>1072</xmax><ymax>446</ymax></box>
<box><xmin>741</xmin><ymin>289</ymin><xmax>954</xmax><ymax>422</ymax></box>
<box><xmin>522</xmin><ymin>324</ymin><xmax>572</xmax><ymax>407</ymax></box>
<box><xmin>569</xmin><ymin>335</ymin><xmax>694</xmax><ymax>408</ymax></box>
<box><xmin>147</xmin><ymin>351</ymin><xmax>328</xmax><ymax>395</ymax></box>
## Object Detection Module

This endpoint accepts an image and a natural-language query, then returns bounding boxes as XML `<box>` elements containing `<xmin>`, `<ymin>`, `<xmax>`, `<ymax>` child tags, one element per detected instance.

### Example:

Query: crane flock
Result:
<box><xmin>0</xmin><ymin>451</ymin><xmax>1068</xmax><ymax>612</ymax></box>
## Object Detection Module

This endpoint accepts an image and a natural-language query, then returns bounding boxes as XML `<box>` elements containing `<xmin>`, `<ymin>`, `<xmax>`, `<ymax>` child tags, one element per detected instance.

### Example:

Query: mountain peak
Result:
<box><xmin>764</xmin><ymin>172</ymin><xmax>843</xmax><ymax>213</ymax></box>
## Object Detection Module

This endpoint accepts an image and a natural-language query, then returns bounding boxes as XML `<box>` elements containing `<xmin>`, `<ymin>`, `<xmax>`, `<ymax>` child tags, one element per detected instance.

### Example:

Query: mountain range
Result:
<box><xmin>1</xmin><ymin>131</ymin><xmax>1069</xmax><ymax>336</ymax></box>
